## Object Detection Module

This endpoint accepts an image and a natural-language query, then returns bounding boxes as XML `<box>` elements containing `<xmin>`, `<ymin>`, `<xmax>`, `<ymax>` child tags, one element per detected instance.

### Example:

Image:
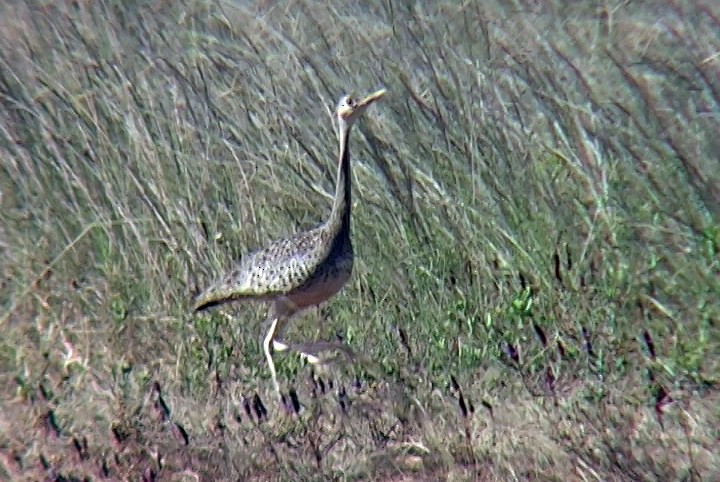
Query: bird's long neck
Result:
<box><xmin>326</xmin><ymin>123</ymin><xmax>352</xmax><ymax>239</ymax></box>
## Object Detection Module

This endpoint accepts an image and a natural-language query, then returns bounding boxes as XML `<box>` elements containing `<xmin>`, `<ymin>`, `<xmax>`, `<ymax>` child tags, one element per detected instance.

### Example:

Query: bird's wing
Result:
<box><xmin>193</xmin><ymin>228</ymin><xmax>328</xmax><ymax>311</ymax></box>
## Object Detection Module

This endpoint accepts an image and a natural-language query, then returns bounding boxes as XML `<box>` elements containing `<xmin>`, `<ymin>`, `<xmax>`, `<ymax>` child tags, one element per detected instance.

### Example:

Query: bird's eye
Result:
<box><xmin>346</xmin><ymin>97</ymin><xmax>355</xmax><ymax>106</ymax></box>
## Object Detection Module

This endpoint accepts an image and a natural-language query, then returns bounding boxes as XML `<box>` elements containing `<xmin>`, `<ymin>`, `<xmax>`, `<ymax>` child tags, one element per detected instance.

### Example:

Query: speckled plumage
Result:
<box><xmin>192</xmin><ymin>223</ymin><xmax>352</xmax><ymax>311</ymax></box>
<box><xmin>192</xmin><ymin>89</ymin><xmax>385</xmax><ymax>403</ymax></box>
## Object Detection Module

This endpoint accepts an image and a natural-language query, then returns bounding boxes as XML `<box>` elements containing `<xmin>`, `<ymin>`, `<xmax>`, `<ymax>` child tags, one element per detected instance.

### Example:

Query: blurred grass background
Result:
<box><xmin>0</xmin><ymin>0</ymin><xmax>718</xmax><ymax>480</ymax></box>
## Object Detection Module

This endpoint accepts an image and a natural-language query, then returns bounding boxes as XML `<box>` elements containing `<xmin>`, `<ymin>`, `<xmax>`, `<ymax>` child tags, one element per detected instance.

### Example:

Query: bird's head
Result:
<box><xmin>336</xmin><ymin>88</ymin><xmax>386</xmax><ymax>129</ymax></box>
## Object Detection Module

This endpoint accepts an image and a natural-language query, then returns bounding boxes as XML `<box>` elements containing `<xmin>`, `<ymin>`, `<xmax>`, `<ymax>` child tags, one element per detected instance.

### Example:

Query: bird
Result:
<box><xmin>193</xmin><ymin>88</ymin><xmax>386</xmax><ymax>402</ymax></box>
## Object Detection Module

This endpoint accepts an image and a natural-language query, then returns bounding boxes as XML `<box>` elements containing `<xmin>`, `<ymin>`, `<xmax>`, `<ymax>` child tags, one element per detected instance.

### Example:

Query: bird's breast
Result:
<box><xmin>286</xmin><ymin>257</ymin><xmax>353</xmax><ymax>310</ymax></box>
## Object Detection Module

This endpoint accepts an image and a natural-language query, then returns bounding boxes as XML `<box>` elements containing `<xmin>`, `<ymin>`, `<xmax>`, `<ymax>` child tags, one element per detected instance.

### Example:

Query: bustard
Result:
<box><xmin>193</xmin><ymin>89</ymin><xmax>386</xmax><ymax>401</ymax></box>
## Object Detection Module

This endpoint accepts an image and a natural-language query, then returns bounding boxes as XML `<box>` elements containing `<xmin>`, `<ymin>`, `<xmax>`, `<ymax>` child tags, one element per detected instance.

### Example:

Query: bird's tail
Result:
<box><xmin>191</xmin><ymin>286</ymin><xmax>239</xmax><ymax>312</ymax></box>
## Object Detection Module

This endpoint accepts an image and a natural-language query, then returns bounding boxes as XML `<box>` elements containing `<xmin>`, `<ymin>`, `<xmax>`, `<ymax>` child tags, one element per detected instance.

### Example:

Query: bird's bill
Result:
<box><xmin>357</xmin><ymin>88</ymin><xmax>386</xmax><ymax>108</ymax></box>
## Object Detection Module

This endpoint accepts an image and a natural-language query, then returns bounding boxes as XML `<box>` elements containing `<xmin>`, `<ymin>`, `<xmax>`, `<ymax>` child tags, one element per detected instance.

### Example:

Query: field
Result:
<box><xmin>1</xmin><ymin>0</ymin><xmax>718</xmax><ymax>480</ymax></box>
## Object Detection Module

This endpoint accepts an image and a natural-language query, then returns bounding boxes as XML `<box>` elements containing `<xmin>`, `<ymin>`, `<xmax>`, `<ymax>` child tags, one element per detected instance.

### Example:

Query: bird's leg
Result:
<box><xmin>262</xmin><ymin>314</ymin><xmax>284</xmax><ymax>402</ymax></box>
<box><xmin>285</xmin><ymin>339</ymin><xmax>385</xmax><ymax>380</ymax></box>
<box><xmin>287</xmin><ymin>340</ymin><xmax>357</xmax><ymax>365</ymax></box>
<box><xmin>261</xmin><ymin>298</ymin><xmax>296</xmax><ymax>403</ymax></box>
<box><xmin>268</xmin><ymin>297</ymin><xmax>298</xmax><ymax>354</ymax></box>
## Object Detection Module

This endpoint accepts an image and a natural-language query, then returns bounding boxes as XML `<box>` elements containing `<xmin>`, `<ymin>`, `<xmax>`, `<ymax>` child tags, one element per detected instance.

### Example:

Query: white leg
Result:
<box><xmin>262</xmin><ymin>316</ymin><xmax>282</xmax><ymax>402</ymax></box>
<box><xmin>267</xmin><ymin>298</ymin><xmax>296</xmax><ymax>353</ymax></box>
<box><xmin>262</xmin><ymin>297</ymin><xmax>297</xmax><ymax>403</ymax></box>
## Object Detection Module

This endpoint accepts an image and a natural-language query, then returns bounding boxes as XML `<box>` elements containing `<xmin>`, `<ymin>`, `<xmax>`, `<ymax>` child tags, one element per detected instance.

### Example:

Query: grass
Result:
<box><xmin>0</xmin><ymin>0</ymin><xmax>718</xmax><ymax>480</ymax></box>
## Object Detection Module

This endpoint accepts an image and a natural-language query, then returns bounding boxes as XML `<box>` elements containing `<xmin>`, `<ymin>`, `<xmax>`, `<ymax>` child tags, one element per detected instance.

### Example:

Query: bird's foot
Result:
<box><xmin>291</xmin><ymin>341</ymin><xmax>356</xmax><ymax>367</ymax></box>
<box><xmin>273</xmin><ymin>340</ymin><xmax>289</xmax><ymax>352</ymax></box>
<box><xmin>299</xmin><ymin>352</ymin><xmax>322</xmax><ymax>365</ymax></box>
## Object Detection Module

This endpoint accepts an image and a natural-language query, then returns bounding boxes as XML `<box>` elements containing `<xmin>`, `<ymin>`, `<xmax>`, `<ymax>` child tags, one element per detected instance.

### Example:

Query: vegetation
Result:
<box><xmin>1</xmin><ymin>0</ymin><xmax>718</xmax><ymax>480</ymax></box>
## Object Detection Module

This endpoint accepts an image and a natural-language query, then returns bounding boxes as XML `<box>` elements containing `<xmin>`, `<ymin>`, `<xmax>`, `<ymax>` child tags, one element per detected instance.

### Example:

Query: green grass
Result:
<box><xmin>1</xmin><ymin>0</ymin><xmax>719</xmax><ymax>480</ymax></box>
